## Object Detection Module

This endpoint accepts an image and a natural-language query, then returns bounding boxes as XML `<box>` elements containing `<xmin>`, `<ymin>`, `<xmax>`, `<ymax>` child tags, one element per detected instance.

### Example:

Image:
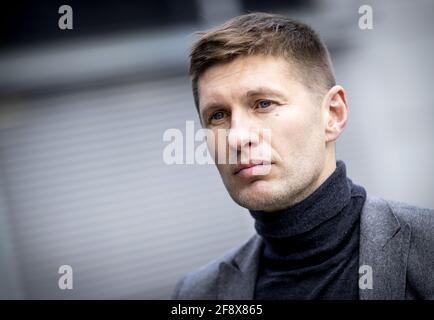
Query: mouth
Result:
<box><xmin>233</xmin><ymin>160</ymin><xmax>273</xmax><ymax>178</ymax></box>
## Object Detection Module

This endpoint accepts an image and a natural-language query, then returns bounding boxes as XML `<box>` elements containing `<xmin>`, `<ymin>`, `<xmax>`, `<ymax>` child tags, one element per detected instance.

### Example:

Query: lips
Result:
<box><xmin>233</xmin><ymin>160</ymin><xmax>273</xmax><ymax>177</ymax></box>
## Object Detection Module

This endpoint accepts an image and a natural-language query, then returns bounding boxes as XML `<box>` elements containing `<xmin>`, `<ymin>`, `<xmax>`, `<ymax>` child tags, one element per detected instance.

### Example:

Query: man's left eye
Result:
<box><xmin>257</xmin><ymin>100</ymin><xmax>272</xmax><ymax>108</ymax></box>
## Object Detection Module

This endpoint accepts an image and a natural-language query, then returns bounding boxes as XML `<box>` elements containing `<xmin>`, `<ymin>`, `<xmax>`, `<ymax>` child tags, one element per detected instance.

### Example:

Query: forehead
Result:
<box><xmin>198</xmin><ymin>55</ymin><xmax>299</xmax><ymax>107</ymax></box>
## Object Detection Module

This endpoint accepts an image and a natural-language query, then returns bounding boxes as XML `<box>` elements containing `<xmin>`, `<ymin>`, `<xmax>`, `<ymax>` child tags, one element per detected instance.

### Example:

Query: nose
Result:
<box><xmin>227</xmin><ymin>116</ymin><xmax>260</xmax><ymax>159</ymax></box>
<box><xmin>227</xmin><ymin>127</ymin><xmax>259</xmax><ymax>151</ymax></box>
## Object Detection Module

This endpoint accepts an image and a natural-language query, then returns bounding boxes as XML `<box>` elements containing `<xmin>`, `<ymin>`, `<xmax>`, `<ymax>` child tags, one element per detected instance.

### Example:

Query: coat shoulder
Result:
<box><xmin>385</xmin><ymin>198</ymin><xmax>434</xmax><ymax>235</ymax></box>
<box><xmin>364</xmin><ymin>196</ymin><xmax>434</xmax><ymax>234</ymax></box>
<box><xmin>171</xmin><ymin>235</ymin><xmax>259</xmax><ymax>300</ymax></box>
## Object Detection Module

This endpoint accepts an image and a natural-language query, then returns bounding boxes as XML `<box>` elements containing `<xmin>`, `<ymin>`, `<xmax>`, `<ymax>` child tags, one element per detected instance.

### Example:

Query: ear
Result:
<box><xmin>321</xmin><ymin>85</ymin><xmax>349</xmax><ymax>143</ymax></box>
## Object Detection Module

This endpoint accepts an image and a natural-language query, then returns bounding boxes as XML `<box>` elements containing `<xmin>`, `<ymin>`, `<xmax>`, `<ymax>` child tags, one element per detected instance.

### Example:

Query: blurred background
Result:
<box><xmin>0</xmin><ymin>0</ymin><xmax>433</xmax><ymax>299</ymax></box>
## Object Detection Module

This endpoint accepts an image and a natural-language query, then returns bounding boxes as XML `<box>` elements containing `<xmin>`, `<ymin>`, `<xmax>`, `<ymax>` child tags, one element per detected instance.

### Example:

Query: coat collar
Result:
<box><xmin>216</xmin><ymin>196</ymin><xmax>411</xmax><ymax>300</ymax></box>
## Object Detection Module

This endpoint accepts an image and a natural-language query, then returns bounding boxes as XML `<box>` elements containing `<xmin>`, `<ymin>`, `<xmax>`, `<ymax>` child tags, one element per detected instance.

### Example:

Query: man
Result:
<box><xmin>172</xmin><ymin>12</ymin><xmax>434</xmax><ymax>300</ymax></box>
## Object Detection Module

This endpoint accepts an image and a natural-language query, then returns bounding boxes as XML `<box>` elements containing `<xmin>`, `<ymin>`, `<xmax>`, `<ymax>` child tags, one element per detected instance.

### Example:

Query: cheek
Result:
<box><xmin>270</xmin><ymin>109</ymin><xmax>323</xmax><ymax>157</ymax></box>
<box><xmin>206</xmin><ymin>132</ymin><xmax>217</xmax><ymax>160</ymax></box>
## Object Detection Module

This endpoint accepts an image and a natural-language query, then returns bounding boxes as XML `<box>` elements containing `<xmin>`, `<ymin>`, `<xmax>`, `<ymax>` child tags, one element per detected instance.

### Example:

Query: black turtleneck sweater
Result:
<box><xmin>250</xmin><ymin>160</ymin><xmax>366</xmax><ymax>300</ymax></box>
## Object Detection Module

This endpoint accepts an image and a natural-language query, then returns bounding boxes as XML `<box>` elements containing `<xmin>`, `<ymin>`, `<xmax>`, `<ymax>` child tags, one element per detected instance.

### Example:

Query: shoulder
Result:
<box><xmin>383</xmin><ymin>198</ymin><xmax>434</xmax><ymax>235</ymax></box>
<box><xmin>171</xmin><ymin>235</ymin><xmax>259</xmax><ymax>300</ymax></box>
<box><xmin>363</xmin><ymin>196</ymin><xmax>434</xmax><ymax>232</ymax></box>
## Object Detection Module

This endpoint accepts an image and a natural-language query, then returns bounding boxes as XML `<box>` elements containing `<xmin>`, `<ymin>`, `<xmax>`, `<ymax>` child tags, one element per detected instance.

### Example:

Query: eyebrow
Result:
<box><xmin>200</xmin><ymin>87</ymin><xmax>287</xmax><ymax>119</ymax></box>
<box><xmin>245</xmin><ymin>87</ymin><xmax>287</xmax><ymax>100</ymax></box>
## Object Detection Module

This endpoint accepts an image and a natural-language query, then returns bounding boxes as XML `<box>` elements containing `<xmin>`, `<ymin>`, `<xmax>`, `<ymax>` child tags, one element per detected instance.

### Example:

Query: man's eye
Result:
<box><xmin>210</xmin><ymin>111</ymin><xmax>226</xmax><ymax>121</ymax></box>
<box><xmin>257</xmin><ymin>100</ymin><xmax>273</xmax><ymax>108</ymax></box>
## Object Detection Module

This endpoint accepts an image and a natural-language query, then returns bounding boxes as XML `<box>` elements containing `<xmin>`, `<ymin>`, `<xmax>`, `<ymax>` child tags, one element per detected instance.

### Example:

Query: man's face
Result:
<box><xmin>198</xmin><ymin>55</ymin><xmax>331</xmax><ymax>211</ymax></box>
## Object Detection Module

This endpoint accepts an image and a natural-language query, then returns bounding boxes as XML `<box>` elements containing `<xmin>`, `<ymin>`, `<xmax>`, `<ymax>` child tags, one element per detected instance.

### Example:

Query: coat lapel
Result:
<box><xmin>359</xmin><ymin>197</ymin><xmax>411</xmax><ymax>299</ymax></box>
<box><xmin>217</xmin><ymin>235</ymin><xmax>263</xmax><ymax>299</ymax></box>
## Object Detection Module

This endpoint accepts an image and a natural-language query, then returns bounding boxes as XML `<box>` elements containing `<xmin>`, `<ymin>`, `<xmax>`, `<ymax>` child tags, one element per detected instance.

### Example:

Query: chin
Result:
<box><xmin>234</xmin><ymin>197</ymin><xmax>281</xmax><ymax>211</ymax></box>
<box><xmin>229</xmin><ymin>181</ymin><xmax>283</xmax><ymax>211</ymax></box>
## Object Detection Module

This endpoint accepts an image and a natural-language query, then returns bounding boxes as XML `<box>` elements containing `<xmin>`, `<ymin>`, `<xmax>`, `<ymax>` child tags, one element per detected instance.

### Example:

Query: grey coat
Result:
<box><xmin>172</xmin><ymin>197</ymin><xmax>434</xmax><ymax>300</ymax></box>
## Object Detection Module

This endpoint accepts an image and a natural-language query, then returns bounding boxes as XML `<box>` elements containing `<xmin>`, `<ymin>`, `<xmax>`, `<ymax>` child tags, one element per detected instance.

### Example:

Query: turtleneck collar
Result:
<box><xmin>250</xmin><ymin>160</ymin><xmax>353</xmax><ymax>238</ymax></box>
<box><xmin>249</xmin><ymin>160</ymin><xmax>367</xmax><ymax>299</ymax></box>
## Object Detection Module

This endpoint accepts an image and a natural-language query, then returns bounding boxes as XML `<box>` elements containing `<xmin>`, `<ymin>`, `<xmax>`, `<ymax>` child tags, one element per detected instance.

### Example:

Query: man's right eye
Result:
<box><xmin>210</xmin><ymin>111</ymin><xmax>226</xmax><ymax>122</ymax></box>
